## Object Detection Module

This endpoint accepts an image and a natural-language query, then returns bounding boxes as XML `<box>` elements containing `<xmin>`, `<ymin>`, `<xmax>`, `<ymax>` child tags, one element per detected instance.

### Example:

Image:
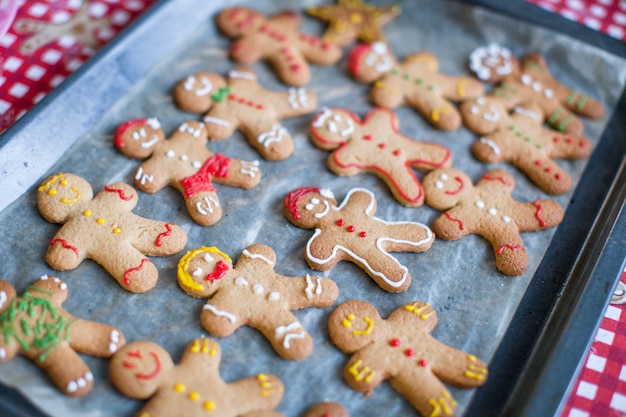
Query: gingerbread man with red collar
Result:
<box><xmin>37</xmin><ymin>173</ymin><xmax>187</xmax><ymax>293</ymax></box>
<box><xmin>174</xmin><ymin>68</ymin><xmax>317</xmax><ymax>161</ymax></box>
<box><xmin>215</xmin><ymin>7</ymin><xmax>342</xmax><ymax>86</ymax></box>
<box><xmin>115</xmin><ymin>119</ymin><xmax>261</xmax><ymax>226</ymax></box>
<box><xmin>309</xmin><ymin>107</ymin><xmax>451</xmax><ymax>207</ymax></box>
<box><xmin>110</xmin><ymin>338</ymin><xmax>285</xmax><ymax>417</ymax></box>
<box><xmin>284</xmin><ymin>187</ymin><xmax>434</xmax><ymax>293</ymax></box>
<box><xmin>423</xmin><ymin>167</ymin><xmax>564</xmax><ymax>276</ymax></box>
<box><xmin>177</xmin><ymin>244</ymin><xmax>338</xmax><ymax>360</ymax></box>
<box><xmin>328</xmin><ymin>300</ymin><xmax>488</xmax><ymax>417</ymax></box>
<box><xmin>347</xmin><ymin>43</ymin><xmax>484</xmax><ymax>130</ymax></box>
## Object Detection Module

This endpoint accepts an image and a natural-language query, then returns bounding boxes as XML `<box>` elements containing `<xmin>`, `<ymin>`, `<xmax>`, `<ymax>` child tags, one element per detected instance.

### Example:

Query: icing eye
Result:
<box><xmin>471</xmin><ymin>106</ymin><xmax>479</xmax><ymax>115</ymax></box>
<box><xmin>192</xmin><ymin>268</ymin><xmax>203</xmax><ymax>277</ymax></box>
<box><xmin>311</xmin><ymin>198</ymin><xmax>320</xmax><ymax>204</ymax></box>
<box><xmin>305</xmin><ymin>203</ymin><xmax>315</xmax><ymax>211</ymax></box>
<box><xmin>48</xmin><ymin>189</ymin><xmax>57</xmax><ymax>196</ymax></box>
<box><xmin>328</xmin><ymin>121</ymin><xmax>338</xmax><ymax>132</ymax></box>
<box><xmin>204</xmin><ymin>253</ymin><xmax>213</xmax><ymax>263</ymax></box>
<box><xmin>477</xmin><ymin>97</ymin><xmax>485</xmax><ymax>105</ymax></box>
<box><xmin>440</xmin><ymin>173</ymin><xmax>449</xmax><ymax>180</ymax></box>
<box><xmin>435</xmin><ymin>181</ymin><xmax>443</xmax><ymax>189</ymax></box>
<box><xmin>333</xmin><ymin>114</ymin><xmax>342</xmax><ymax>122</ymax></box>
<box><xmin>60</xmin><ymin>179</ymin><xmax>68</xmax><ymax>186</ymax></box>
<box><xmin>372</xmin><ymin>41</ymin><xmax>387</xmax><ymax>54</ymax></box>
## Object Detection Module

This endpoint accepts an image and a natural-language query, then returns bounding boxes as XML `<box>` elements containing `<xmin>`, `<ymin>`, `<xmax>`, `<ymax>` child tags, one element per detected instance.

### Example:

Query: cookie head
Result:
<box><xmin>283</xmin><ymin>187</ymin><xmax>337</xmax><ymax>228</ymax></box>
<box><xmin>461</xmin><ymin>96</ymin><xmax>507</xmax><ymax>135</ymax></box>
<box><xmin>423</xmin><ymin>168</ymin><xmax>471</xmax><ymax>210</ymax></box>
<box><xmin>348</xmin><ymin>42</ymin><xmax>395</xmax><ymax>83</ymax></box>
<box><xmin>468</xmin><ymin>43</ymin><xmax>518</xmax><ymax>83</ymax></box>
<box><xmin>328</xmin><ymin>300</ymin><xmax>381</xmax><ymax>353</ymax></box>
<box><xmin>37</xmin><ymin>173</ymin><xmax>93</xmax><ymax>223</ymax></box>
<box><xmin>114</xmin><ymin>118</ymin><xmax>164</xmax><ymax>159</ymax></box>
<box><xmin>310</xmin><ymin>107</ymin><xmax>359</xmax><ymax>149</ymax></box>
<box><xmin>216</xmin><ymin>7</ymin><xmax>266</xmax><ymax>37</ymax></box>
<box><xmin>109</xmin><ymin>341</ymin><xmax>174</xmax><ymax>399</ymax></box>
<box><xmin>173</xmin><ymin>72</ymin><xmax>227</xmax><ymax>114</ymax></box>
<box><xmin>177</xmin><ymin>246</ymin><xmax>233</xmax><ymax>298</ymax></box>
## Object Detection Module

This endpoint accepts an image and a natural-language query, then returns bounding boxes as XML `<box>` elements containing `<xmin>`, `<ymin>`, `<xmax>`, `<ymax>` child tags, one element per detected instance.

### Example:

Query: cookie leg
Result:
<box><xmin>413</xmin><ymin>96</ymin><xmax>461</xmax><ymax>131</ymax></box>
<box><xmin>354</xmin><ymin>246</ymin><xmax>411</xmax><ymax>292</ymax></box>
<box><xmin>390</xmin><ymin>372</ymin><xmax>457</xmax><ymax>417</ymax></box>
<box><xmin>68</xmin><ymin>319</ymin><xmax>125</xmax><ymax>358</ymax></box>
<box><xmin>186</xmin><ymin>191</ymin><xmax>223</xmax><ymax>226</ymax></box>
<box><xmin>231</xmin><ymin>374</ymin><xmax>284</xmax><ymax>412</ymax></box>
<box><xmin>39</xmin><ymin>345</ymin><xmax>94</xmax><ymax>396</ymax></box>
<box><xmin>94</xmin><ymin>250</ymin><xmax>159</xmax><ymax>293</ymax></box>
<box><xmin>257</xmin><ymin>315</ymin><xmax>313</xmax><ymax>360</ymax></box>
<box><xmin>488</xmin><ymin>233</ymin><xmax>528</xmax><ymax>276</ymax></box>
<box><xmin>245</xmin><ymin>121</ymin><xmax>295</xmax><ymax>161</ymax></box>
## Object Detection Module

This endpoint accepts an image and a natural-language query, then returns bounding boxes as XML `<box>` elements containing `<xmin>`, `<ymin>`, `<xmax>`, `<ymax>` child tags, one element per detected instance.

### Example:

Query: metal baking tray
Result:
<box><xmin>0</xmin><ymin>0</ymin><xmax>625</xmax><ymax>416</ymax></box>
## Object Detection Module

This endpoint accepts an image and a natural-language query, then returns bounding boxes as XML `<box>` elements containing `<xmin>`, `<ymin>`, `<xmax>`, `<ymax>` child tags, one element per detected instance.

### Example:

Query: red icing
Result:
<box><xmin>104</xmin><ymin>185</ymin><xmax>134</xmax><ymax>201</ymax></box>
<box><xmin>229</xmin><ymin>93</ymin><xmax>263</xmax><ymax>110</ymax></box>
<box><xmin>444</xmin><ymin>176</ymin><xmax>464</xmax><ymax>195</ymax></box>
<box><xmin>553</xmin><ymin>136</ymin><xmax>560</xmax><ymax>143</ymax></box>
<box><xmin>205</xmin><ymin>260</ymin><xmax>229</xmax><ymax>282</ymax></box>
<box><xmin>124</xmin><ymin>258</ymin><xmax>150</xmax><ymax>286</ymax></box>
<box><xmin>180</xmin><ymin>154</ymin><xmax>231</xmax><ymax>199</ymax></box>
<box><xmin>419</xmin><ymin>359</ymin><xmax>428</xmax><ymax>367</ymax></box>
<box><xmin>545</xmin><ymin>166</ymin><xmax>553</xmax><ymax>173</ymax></box>
<box><xmin>50</xmin><ymin>238</ymin><xmax>79</xmax><ymax>258</ymax></box>
<box><xmin>122</xmin><ymin>361</ymin><xmax>136</xmax><ymax>369</ymax></box>
<box><xmin>114</xmin><ymin>118</ymin><xmax>149</xmax><ymax>149</ymax></box>
<box><xmin>405</xmin><ymin>348</ymin><xmax>415</xmax><ymax>357</ymax></box>
<box><xmin>155</xmin><ymin>223</ymin><xmax>173</xmax><ymax>247</ymax></box>
<box><xmin>535</xmin><ymin>160</ymin><xmax>543</xmax><ymax>166</ymax></box>
<box><xmin>359</xmin><ymin>231</ymin><xmax>367</xmax><ymax>238</ymax></box>
<box><xmin>347</xmin><ymin>225</ymin><xmax>356</xmax><ymax>233</ymax></box>
<box><xmin>363</xmin><ymin>134</ymin><xmax>372</xmax><ymax>140</ymax></box>
<box><xmin>284</xmin><ymin>187</ymin><xmax>322</xmax><ymax>220</ymax></box>
<box><xmin>482</xmin><ymin>174</ymin><xmax>512</xmax><ymax>187</ymax></box>
<box><xmin>444</xmin><ymin>212</ymin><xmax>465</xmax><ymax>231</ymax></box>
<box><xmin>390</xmin><ymin>338</ymin><xmax>400</xmax><ymax>347</ymax></box>
<box><xmin>496</xmin><ymin>244</ymin><xmax>524</xmax><ymax>255</ymax></box>
<box><xmin>378</xmin><ymin>143</ymin><xmax>386</xmax><ymax>149</ymax></box>
<box><xmin>337</xmin><ymin>218</ymin><xmax>345</xmax><ymax>226</ymax></box>
<box><xmin>128</xmin><ymin>350</ymin><xmax>142</xmax><ymax>359</ymax></box>
<box><xmin>135</xmin><ymin>352</ymin><xmax>162</xmax><ymax>380</ymax></box>
<box><xmin>347</xmin><ymin>43</ymin><xmax>373</xmax><ymax>77</ymax></box>
<box><xmin>532</xmin><ymin>200</ymin><xmax>547</xmax><ymax>227</ymax></box>
<box><xmin>393</xmin><ymin>149</ymin><xmax>401</xmax><ymax>156</ymax></box>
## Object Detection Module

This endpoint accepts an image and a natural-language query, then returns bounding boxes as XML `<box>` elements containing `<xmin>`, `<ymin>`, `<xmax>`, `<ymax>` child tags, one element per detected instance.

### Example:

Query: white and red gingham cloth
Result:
<box><xmin>0</xmin><ymin>1</ymin><xmax>624</xmax><ymax>416</ymax></box>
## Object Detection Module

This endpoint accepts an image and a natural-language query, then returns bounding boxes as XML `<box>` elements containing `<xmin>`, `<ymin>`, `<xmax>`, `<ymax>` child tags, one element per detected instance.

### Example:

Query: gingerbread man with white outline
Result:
<box><xmin>110</xmin><ymin>338</ymin><xmax>285</xmax><ymax>417</ymax></box>
<box><xmin>37</xmin><ymin>173</ymin><xmax>187</xmax><ymax>293</ymax></box>
<box><xmin>0</xmin><ymin>275</ymin><xmax>125</xmax><ymax>396</ymax></box>
<box><xmin>348</xmin><ymin>43</ymin><xmax>484</xmax><ymax>130</ymax></box>
<box><xmin>215</xmin><ymin>7</ymin><xmax>342</xmax><ymax>86</ymax></box>
<box><xmin>174</xmin><ymin>68</ymin><xmax>317</xmax><ymax>161</ymax></box>
<box><xmin>467</xmin><ymin>44</ymin><xmax>604</xmax><ymax>135</ymax></box>
<box><xmin>115</xmin><ymin>119</ymin><xmax>261</xmax><ymax>226</ymax></box>
<box><xmin>423</xmin><ymin>167</ymin><xmax>564</xmax><ymax>276</ymax></box>
<box><xmin>309</xmin><ymin>107</ymin><xmax>451</xmax><ymax>207</ymax></box>
<box><xmin>460</xmin><ymin>96</ymin><xmax>592</xmax><ymax>195</ymax></box>
<box><xmin>284</xmin><ymin>187</ymin><xmax>434</xmax><ymax>293</ymax></box>
<box><xmin>177</xmin><ymin>244</ymin><xmax>338</xmax><ymax>360</ymax></box>
<box><xmin>328</xmin><ymin>300</ymin><xmax>488</xmax><ymax>417</ymax></box>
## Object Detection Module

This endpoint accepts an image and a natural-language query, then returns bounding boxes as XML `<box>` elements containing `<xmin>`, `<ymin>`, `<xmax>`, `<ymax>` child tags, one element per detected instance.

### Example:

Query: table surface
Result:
<box><xmin>0</xmin><ymin>1</ymin><xmax>624</xmax><ymax>416</ymax></box>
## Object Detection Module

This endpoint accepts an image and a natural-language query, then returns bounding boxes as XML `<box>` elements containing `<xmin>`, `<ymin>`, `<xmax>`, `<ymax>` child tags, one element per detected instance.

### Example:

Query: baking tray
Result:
<box><xmin>0</xmin><ymin>0</ymin><xmax>625</xmax><ymax>416</ymax></box>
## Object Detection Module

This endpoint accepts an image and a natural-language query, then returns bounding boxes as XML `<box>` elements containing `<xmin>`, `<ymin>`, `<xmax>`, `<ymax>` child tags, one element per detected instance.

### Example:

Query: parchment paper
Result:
<box><xmin>0</xmin><ymin>1</ymin><xmax>624</xmax><ymax>416</ymax></box>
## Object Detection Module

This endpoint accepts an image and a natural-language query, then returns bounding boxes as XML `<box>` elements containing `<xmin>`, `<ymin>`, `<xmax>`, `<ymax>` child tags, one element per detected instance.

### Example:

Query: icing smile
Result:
<box><xmin>60</xmin><ymin>186</ymin><xmax>81</xmax><ymax>205</ymax></box>
<box><xmin>123</xmin><ymin>350</ymin><xmax>162</xmax><ymax>380</ymax></box>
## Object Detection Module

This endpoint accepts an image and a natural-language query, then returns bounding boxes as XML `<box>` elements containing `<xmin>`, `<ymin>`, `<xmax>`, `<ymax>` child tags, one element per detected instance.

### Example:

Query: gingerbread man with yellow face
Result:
<box><xmin>177</xmin><ymin>244</ymin><xmax>338</xmax><ymax>360</ymax></box>
<box><xmin>37</xmin><ymin>173</ymin><xmax>187</xmax><ymax>293</ymax></box>
<box><xmin>110</xmin><ymin>338</ymin><xmax>285</xmax><ymax>417</ymax></box>
<box><xmin>328</xmin><ymin>300</ymin><xmax>488</xmax><ymax>417</ymax></box>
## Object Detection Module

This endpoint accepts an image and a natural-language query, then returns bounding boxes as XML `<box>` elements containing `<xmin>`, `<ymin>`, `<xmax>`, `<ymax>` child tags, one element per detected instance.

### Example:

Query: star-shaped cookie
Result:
<box><xmin>306</xmin><ymin>0</ymin><xmax>400</xmax><ymax>46</ymax></box>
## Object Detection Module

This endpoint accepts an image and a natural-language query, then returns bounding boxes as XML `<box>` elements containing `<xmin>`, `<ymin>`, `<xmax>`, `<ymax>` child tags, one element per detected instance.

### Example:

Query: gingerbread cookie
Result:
<box><xmin>303</xmin><ymin>402</ymin><xmax>348</xmax><ymax>417</ymax></box>
<box><xmin>110</xmin><ymin>338</ymin><xmax>285</xmax><ymax>417</ymax></box>
<box><xmin>328</xmin><ymin>300</ymin><xmax>488</xmax><ymax>417</ymax></box>
<box><xmin>37</xmin><ymin>173</ymin><xmax>187</xmax><ymax>293</ymax></box>
<box><xmin>215</xmin><ymin>7</ymin><xmax>342</xmax><ymax>86</ymax></box>
<box><xmin>306</xmin><ymin>0</ymin><xmax>400</xmax><ymax>46</ymax></box>
<box><xmin>309</xmin><ymin>107</ymin><xmax>451</xmax><ymax>207</ymax></box>
<box><xmin>115</xmin><ymin>119</ymin><xmax>261</xmax><ymax>226</ymax></box>
<box><xmin>0</xmin><ymin>275</ymin><xmax>125</xmax><ymax>396</ymax></box>
<box><xmin>284</xmin><ymin>187</ymin><xmax>434</xmax><ymax>293</ymax></box>
<box><xmin>460</xmin><ymin>96</ymin><xmax>592</xmax><ymax>195</ymax></box>
<box><xmin>174</xmin><ymin>68</ymin><xmax>317</xmax><ymax>161</ymax></box>
<box><xmin>348</xmin><ymin>45</ymin><xmax>484</xmax><ymax>130</ymax></box>
<box><xmin>177</xmin><ymin>244</ymin><xmax>338</xmax><ymax>360</ymax></box>
<box><xmin>468</xmin><ymin>44</ymin><xmax>605</xmax><ymax>135</ymax></box>
<box><xmin>423</xmin><ymin>167</ymin><xmax>564</xmax><ymax>276</ymax></box>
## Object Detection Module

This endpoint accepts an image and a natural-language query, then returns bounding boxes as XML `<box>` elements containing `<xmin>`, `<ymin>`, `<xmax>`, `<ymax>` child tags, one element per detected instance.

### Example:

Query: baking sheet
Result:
<box><xmin>0</xmin><ymin>0</ymin><xmax>625</xmax><ymax>416</ymax></box>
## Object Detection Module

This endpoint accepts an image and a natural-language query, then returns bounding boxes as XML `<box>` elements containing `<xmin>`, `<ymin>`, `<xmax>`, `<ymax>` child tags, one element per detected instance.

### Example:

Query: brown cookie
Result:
<box><xmin>115</xmin><ymin>119</ymin><xmax>261</xmax><ymax>226</ymax></box>
<box><xmin>37</xmin><ymin>173</ymin><xmax>187</xmax><ymax>293</ymax></box>
<box><xmin>460</xmin><ymin>96</ymin><xmax>592</xmax><ymax>195</ymax></box>
<box><xmin>423</xmin><ymin>167</ymin><xmax>564</xmax><ymax>276</ymax></box>
<box><xmin>215</xmin><ymin>7</ymin><xmax>342</xmax><ymax>86</ymax></box>
<box><xmin>328</xmin><ymin>300</ymin><xmax>488</xmax><ymax>417</ymax></box>
<box><xmin>177</xmin><ymin>244</ymin><xmax>338</xmax><ymax>360</ymax></box>
<box><xmin>174</xmin><ymin>67</ymin><xmax>317</xmax><ymax>160</ymax></box>
<box><xmin>309</xmin><ymin>107</ymin><xmax>451</xmax><ymax>207</ymax></box>
<box><xmin>306</xmin><ymin>0</ymin><xmax>400</xmax><ymax>46</ymax></box>
<box><xmin>348</xmin><ymin>45</ymin><xmax>485</xmax><ymax>131</ymax></box>
<box><xmin>303</xmin><ymin>402</ymin><xmax>349</xmax><ymax>417</ymax></box>
<box><xmin>468</xmin><ymin>44</ymin><xmax>605</xmax><ymax>135</ymax></box>
<box><xmin>0</xmin><ymin>275</ymin><xmax>125</xmax><ymax>396</ymax></box>
<box><xmin>110</xmin><ymin>338</ymin><xmax>285</xmax><ymax>417</ymax></box>
<box><xmin>284</xmin><ymin>187</ymin><xmax>434</xmax><ymax>293</ymax></box>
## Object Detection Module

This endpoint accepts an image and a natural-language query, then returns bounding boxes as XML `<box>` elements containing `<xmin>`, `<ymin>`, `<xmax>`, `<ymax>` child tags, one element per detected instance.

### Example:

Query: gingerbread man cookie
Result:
<box><xmin>348</xmin><ymin>44</ymin><xmax>484</xmax><ymax>130</ymax></box>
<box><xmin>468</xmin><ymin>44</ymin><xmax>605</xmax><ymax>135</ymax></box>
<box><xmin>303</xmin><ymin>402</ymin><xmax>348</xmax><ymax>417</ymax></box>
<box><xmin>174</xmin><ymin>68</ymin><xmax>317</xmax><ymax>161</ymax></box>
<box><xmin>284</xmin><ymin>187</ymin><xmax>434</xmax><ymax>293</ymax></box>
<box><xmin>110</xmin><ymin>338</ymin><xmax>285</xmax><ymax>417</ymax></box>
<box><xmin>306</xmin><ymin>0</ymin><xmax>400</xmax><ymax>46</ymax></box>
<box><xmin>115</xmin><ymin>119</ymin><xmax>261</xmax><ymax>226</ymax></box>
<box><xmin>215</xmin><ymin>7</ymin><xmax>342</xmax><ymax>86</ymax></box>
<box><xmin>423</xmin><ymin>167</ymin><xmax>564</xmax><ymax>276</ymax></box>
<box><xmin>37</xmin><ymin>173</ymin><xmax>187</xmax><ymax>293</ymax></box>
<box><xmin>177</xmin><ymin>244</ymin><xmax>338</xmax><ymax>360</ymax></box>
<box><xmin>460</xmin><ymin>96</ymin><xmax>592</xmax><ymax>195</ymax></box>
<box><xmin>0</xmin><ymin>275</ymin><xmax>125</xmax><ymax>396</ymax></box>
<box><xmin>309</xmin><ymin>107</ymin><xmax>451</xmax><ymax>207</ymax></box>
<box><xmin>328</xmin><ymin>300</ymin><xmax>488</xmax><ymax>417</ymax></box>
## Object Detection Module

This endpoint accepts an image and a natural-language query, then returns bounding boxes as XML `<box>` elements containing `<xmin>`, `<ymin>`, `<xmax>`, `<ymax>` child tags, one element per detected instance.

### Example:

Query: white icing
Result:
<box><xmin>314</xmin><ymin>200</ymin><xmax>330</xmax><ymax>219</ymax></box>
<box><xmin>320</xmin><ymin>189</ymin><xmax>335</xmax><ymax>199</ymax></box>
<box><xmin>283</xmin><ymin>332</ymin><xmax>306</xmax><ymax>349</ymax></box>
<box><xmin>503</xmin><ymin>216</ymin><xmax>511</xmax><ymax>223</ymax></box>
<box><xmin>469</xmin><ymin>44</ymin><xmax>514</xmax><ymax>81</ymax></box>
<box><xmin>268</xmin><ymin>292</ymin><xmax>280</xmax><ymax>301</ymax></box>
<box><xmin>287</xmin><ymin>87</ymin><xmax>308</xmax><ymax>109</ymax></box>
<box><xmin>440</xmin><ymin>173</ymin><xmax>449</xmax><ymax>180</ymax></box>
<box><xmin>135</xmin><ymin>167</ymin><xmax>154</xmax><ymax>185</ymax></box>
<box><xmin>147</xmin><ymin>118</ymin><xmax>160</xmax><ymax>130</ymax></box>
<box><xmin>488</xmin><ymin>208</ymin><xmax>497</xmax><ymax>216</ymax></box>
<box><xmin>0</xmin><ymin>291</ymin><xmax>6</xmax><ymax>309</ymax></box>
<box><xmin>85</xmin><ymin>372</ymin><xmax>93</xmax><ymax>381</ymax></box>
<box><xmin>521</xmin><ymin>74</ymin><xmax>532</xmax><ymax>85</ymax></box>
<box><xmin>203</xmin><ymin>304</ymin><xmax>236</xmax><ymax>323</ymax></box>
<box><xmin>241</xmin><ymin>160</ymin><xmax>259</xmax><ymax>177</ymax></box>
<box><xmin>304</xmin><ymin>274</ymin><xmax>323</xmax><ymax>299</ymax></box>
<box><xmin>41</xmin><ymin>275</ymin><xmax>49</xmax><ymax>280</ymax></box>
<box><xmin>228</xmin><ymin>70</ymin><xmax>256</xmax><ymax>80</ymax></box>
<box><xmin>483</xmin><ymin>105</ymin><xmax>500</xmax><ymax>122</ymax></box>
<box><xmin>435</xmin><ymin>181</ymin><xmax>444</xmax><ymax>189</ymax></box>
<box><xmin>66</xmin><ymin>381</ymin><xmax>77</xmax><ymax>393</ymax></box>
<box><xmin>253</xmin><ymin>284</ymin><xmax>264</xmax><ymax>294</ymax></box>
<box><xmin>196</xmin><ymin>196</ymin><xmax>219</xmax><ymax>216</ymax></box>
<box><xmin>312</xmin><ymin>107</ymin><xmax>333</xmax><ymax>128</ymax></box>
<box><xmin>258</xmin><ymin>125</ymin><xmax>287</xmax><ymax>148</ymax></box>
<box><xmin>514</xmin><ymin>106</ymin><xmax>541</xmax><ymax>121</ymax></box>
<box><xmin>60</xmin><ymin>283</ymin><xmax>67</xmax><ymax>290</ymax></box>
<box><xmin>141</xmin><ymin>136</ymin><xmax>159</xmax><ymax>149</ymax></box>
<box><xmin>305</xmin><ymin>203</ymin><xmax>314</xmax><ymax>211</ymax></box>
<box><xmin>544</xmin><ymin>88</ymin><xmax>554</xmax><ymax>98</ymax></box>
<box><xmin>0</xmin><ymin>348</ymin><xmax>5</xmax><ymax>360</ymax></box>
<box><xmin>204</xmin><ymin>253</ymin><xmax>213</xmax><ymax>263</ymax></box>
<box><xmin>166</xmin><ymin>150</ymin><xmax>175</xmax><ymax>158</ymax></box>
<box><xmin>193</xmin><ymin>161</ymin><xmax>202</xmax><ymax>169</ymax></box>
<box><xmin>195</xmin><ymin>76</ymin><xmax>213</xmax><ymax>96</ymax></box>
<box><xmin>242</xmin><ymin>249</ymin><xmax>274</xmax><ymax>265</ymax></box>
<box><xmin>236</xmin><ymin>277</ymin><xmax>249</xmax><ymax>286</ymax></box>
<box><xmin>192</xmin><ymin>267</ymin><xmax>203</xmax><ymax>277</ymax></box>
<box><xmin>203</xmin><ymin>116</ymin><xmax>230</xmax><ymax>127</ymax></box>
<box><xmin>311</xmin><ymin>198</ymin><xmax>320</xmax><ymax>204</ymax></box>
<box><xmin>479</xmin><ymin>137</ymin><xmax>501</xmax><ymax>155</ymax></box>
<box><xmin>475</xmin><ymin>200</ymin><xmax>485</xmax><ymax>208</ymax></box>
<box><xmin>340</xmin><ymin>118</ymin><xmax>355</xmax><ymax>137</ymax></box>
<box><xmin>180</xmin><ymin>155</ymin><xmax>188</xmax><ymax>161</ymax></box>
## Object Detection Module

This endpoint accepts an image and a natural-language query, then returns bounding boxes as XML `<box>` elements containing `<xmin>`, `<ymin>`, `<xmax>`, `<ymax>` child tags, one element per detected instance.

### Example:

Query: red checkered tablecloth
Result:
<box><xmin>0</xmin><ymin>1</ymin><xmax>624</xmax><ymax>416</ymax></box>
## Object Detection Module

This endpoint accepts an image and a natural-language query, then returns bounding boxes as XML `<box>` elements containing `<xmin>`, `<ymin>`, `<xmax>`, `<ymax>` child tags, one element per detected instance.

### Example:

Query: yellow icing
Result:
<box><xmin>113</xmin><ymin>227</ymin><xmax>121</xmax><ymax>234</ymax></box>
<box><xmin>83</xmin><ymin>210</ymin><xmax>92</xmax><ymax>217</ymax></box>
<box><xmin>348</xmin><ymin>360</ymin><xmax>375</xmax><ymax>383</ymax></box>
<box><xmin>174</xmin><ymin>383</ymin><xmax>185</xmax><ymax>393</ymax></box>
<box><xmin>203</xmin><ymin>401</ymin><xmax>215</xmax><ymax>411</ymax></box>
<box><xmin>188</xmin><ymin>391</ymin><xmax>200</xmax><ymax>401</ymax></box>
<box><xmin>352</xmin><ymin>317</ymin><xmax>373</xmax><ymax>336</ymax></box>
<box><xmin>38</xmin><ymin>173</ymin><xmax>65</xmax><ymax>192</ymax></box>
<box><xmin>97</xmin><ymin>218</ymin><xmax>105</xmax><ymax>225</ymax></box>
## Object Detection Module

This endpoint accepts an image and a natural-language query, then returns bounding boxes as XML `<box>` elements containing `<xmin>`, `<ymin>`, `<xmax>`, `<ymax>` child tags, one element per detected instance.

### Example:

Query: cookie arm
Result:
<box><xmin>512</xmin><ymin>199</ymin><xmax>564</xmax><ymax>232</ymax></box>
<box><xmin>210</xmin><ymin>156</ymin><xmax>262</xmax><ymax>189</ymax></box>
<box><xmin>241</xmin><ymin>119</ymin><xmax>295</xmax><ymax>161</ymax></box>
<box><xmin>281</xmin><ymin>274</ymin><xmax>339</xmax><ymax>310</ymax></box>
<box><xmin>131</xmin><ymin>218</ymin><xmax>187</xmax><ymax>257</ymax></box>
<box><xmin>389</xmin><ymin>368</ymin><xmax>457</xmax><ymax>417</ymax></box>
<box><xmin>266</xmin><ymin>87</ymin><xmax>318</xmax><ymax>119</ymax></box>
<box><xmin>67</xmin><ymin>318</ymin><xmax>125</xmax><ymax>358</ymax></box>
<box><xmin>547</xmin><ymin>131</ymin><xmax>592</xmax><ymax>160</ymax></box>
